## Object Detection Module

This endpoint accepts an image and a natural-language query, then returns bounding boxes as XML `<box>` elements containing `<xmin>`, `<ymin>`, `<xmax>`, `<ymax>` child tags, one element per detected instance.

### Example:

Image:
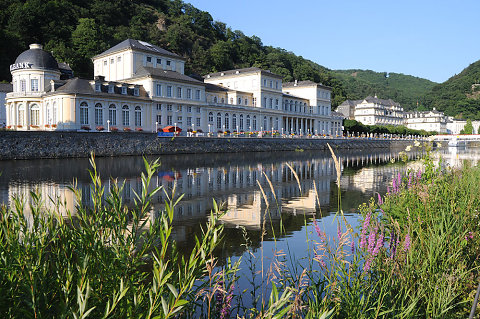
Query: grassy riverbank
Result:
<box><xmin>0</xmin><ymin>150</ymin><xmax>479</xmax><ymax>318</ymax></box>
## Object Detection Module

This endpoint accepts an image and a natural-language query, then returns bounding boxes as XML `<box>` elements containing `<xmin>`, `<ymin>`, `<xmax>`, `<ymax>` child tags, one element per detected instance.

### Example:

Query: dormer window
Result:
<box><xmin>121</xmin><ymin>87</ymin><xmax>127</xmax><ymax>95</ymax></box>
<box><xmin>95</xmin><ymin>83</ymin><xmax>101</xmax><ymax>92</ymax></box>
<box><xmin>134</xmin><ymin>87</ymin><xmax>139</xmax><ymax>96</ymax></box>
<box><xmin>110</xmin><ymin>58</ymin><xmax>114</xmax><ymax>64</ymax></box>
<box><xmin>108</xmin><ymin>85</ymin><xmax>114</xmax><ymax>93</ymax></box>
<box><xmin>103</xmin><ymin>60</ymin><xmax>107</xmax><ymax>66</ymax></box>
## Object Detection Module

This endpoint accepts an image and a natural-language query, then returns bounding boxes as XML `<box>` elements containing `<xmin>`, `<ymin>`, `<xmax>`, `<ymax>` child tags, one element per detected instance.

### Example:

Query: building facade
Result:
<box><xmin>404</xmin><ymin>108</ymin><xmax>448</xmax><ymax>133</ymax></box>
<box><xmin>5</xmin><ymin>40</ymin><xmax>342</xmax><ymax>135</ymax></box>
<box><xmin>0</xmin><ymin>83</ymin><xmax>12</xmax><ymax>126</ymax></box>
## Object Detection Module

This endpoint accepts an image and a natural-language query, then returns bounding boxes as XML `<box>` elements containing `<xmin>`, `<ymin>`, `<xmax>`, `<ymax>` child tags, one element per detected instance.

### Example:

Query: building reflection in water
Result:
<box><xmin>0</xmin><ymin>149</ymin><xmax>425</xmax><ymax>244</ymax></box>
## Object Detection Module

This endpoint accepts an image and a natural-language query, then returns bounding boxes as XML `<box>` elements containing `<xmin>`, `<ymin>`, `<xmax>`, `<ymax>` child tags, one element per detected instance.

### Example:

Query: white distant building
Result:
<box><xmin>337</xmin><ymin>96</ymin><xmax>404</xmax><ymax>126</ymax></box>
<box><xmin>404</xmin><ymin>108</ymin><xmax>448</xmax><ymax>133</ymax></box>
<box><xmin>446</xmin><ymin>117</ymin><xmax>480</xmax><ymax>135</ymax></box>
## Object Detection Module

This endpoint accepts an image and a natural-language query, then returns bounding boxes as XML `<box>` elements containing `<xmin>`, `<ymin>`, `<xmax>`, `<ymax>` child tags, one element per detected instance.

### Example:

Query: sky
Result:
<box><xmin>186</xmin><ymin>0</ymin><xmax>480</xmax><ymax>83</ymax></box>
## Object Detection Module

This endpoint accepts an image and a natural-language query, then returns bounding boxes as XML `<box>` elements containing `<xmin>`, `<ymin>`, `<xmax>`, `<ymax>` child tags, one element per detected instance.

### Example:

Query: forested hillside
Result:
<box><xmin>1</xmin><ymin>0</ymin><xmax>465</xmax><ymax>113</ymax></box>
<box><xmin>332</xmin><ymin>70</ymin><xmax>437</xmax><ymax>110</ymax></box>
<box><xmin>424</xmin><ymin>61</ymin><xmax>480</xmax><ymax>119</ymax></box>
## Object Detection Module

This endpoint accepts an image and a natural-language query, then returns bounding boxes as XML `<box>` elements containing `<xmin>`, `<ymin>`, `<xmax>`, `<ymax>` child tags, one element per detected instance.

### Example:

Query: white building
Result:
<box><xmin>6</xmin><ymin>40</ymin><xmax>342</xmax><ymax>136</ymax></box>
<box><xmin>446</xmin><ymin>118</ymin><xmax>480</xmax><ymax>135</ymax></box>
<box><xmin>353</xmin><ymin>96</ymin><xmax>404</xmax><ymax>126</ymax></box>
<box><xmin>0</xmin><ymin>83</ymin><xmax>12</xmax><ymax>127</ymax></box>
<box><xmin>404</xmin><ymin>108</ymin><xmax>448</xmax><ymax>133</ymax></box>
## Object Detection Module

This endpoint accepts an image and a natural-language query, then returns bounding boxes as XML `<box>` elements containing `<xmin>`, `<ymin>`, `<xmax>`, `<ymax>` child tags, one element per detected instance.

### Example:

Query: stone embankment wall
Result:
<box><xmin>0</xmin><ymin>131</ymin><xmax>414</xmax><ymax>160</ymax></box>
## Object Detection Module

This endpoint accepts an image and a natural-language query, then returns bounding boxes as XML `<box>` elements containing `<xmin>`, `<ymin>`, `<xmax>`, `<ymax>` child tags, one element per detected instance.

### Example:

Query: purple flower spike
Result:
<box><xmin>408</xmin><ymin>172</ymin><xmax>412</xmax><ymax>189</ymax></box>
<box><xmin>313</xmin><ymin>218</ymin><xmax>322</xmax><ymax>238</ymax></box>
<box><xmin>368</xmin><ymin>231</ymin><xmax>376</xmax><ymax>254</ymax></box>
<box><xmin>372</xmin><ymin>232</ymin><xmax>384</xmax><ymax>256</ymax></box>
<box><xmin>404</xmin><ymin>233</ymin><xmax>411</xmax><ymax>252</ymax></box>
<box><xmin>377</xmin><ymin>193</ymin><xmax>383</xmax><ymax>205</ymax></box>
<box><xmin>392</xmin><ymin>178</ymin><xmax>397</xmax><ymax>193</ymax></box>
<box><xmin>363</xmin><ymin>257</ymin><xmax>372</xmax><ymax>272</ymax></box>
<box><xmin>351</xmin><ymin>238</ymin><xmax>355</xmax><ymax>254</ymax></box>
<box><xmin>416</xmin><ymin>169</ymin><xmax>422</xmax><ymax>182</ymax></box>
<box><xmin>337</xmin><ymin>223</ymin><xmax>342</xmax><ymax>240</ymax></box>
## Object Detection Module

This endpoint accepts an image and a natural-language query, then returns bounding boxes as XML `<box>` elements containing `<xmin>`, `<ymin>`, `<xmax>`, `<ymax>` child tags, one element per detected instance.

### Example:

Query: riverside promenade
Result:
<box><xmin>0</xmin><ymin>131</ymin><xmax>422</xmax><ymax>160</ymax></box>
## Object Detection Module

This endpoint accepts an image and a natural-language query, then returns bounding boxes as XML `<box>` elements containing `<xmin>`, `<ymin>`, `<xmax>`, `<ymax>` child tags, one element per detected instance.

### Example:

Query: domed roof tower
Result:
<box><xmin>10</xmin><ymin>44</ymin><xmax>61</xmax><ymax>93</ymax></box>
<box><xmin>11</xmin><ymin>44</ymin><xmax>59</xmax><ymax>72</ymax></box>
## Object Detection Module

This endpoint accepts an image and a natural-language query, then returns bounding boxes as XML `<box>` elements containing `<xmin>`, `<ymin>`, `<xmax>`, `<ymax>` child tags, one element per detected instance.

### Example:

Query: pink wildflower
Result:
<box><xmin>404</xmin><ymin>233</ymin><xmax>411</xmax><ymax>252</ymax></box>
<box><xmin>368</xmin><ymin>230</ymin><xmax>376</xmax><ymax>254</ymax></box>
<box><xmin>372</xmin><ymin>232</ymin><xmax>384</xmax><ymax>256</ymax></box>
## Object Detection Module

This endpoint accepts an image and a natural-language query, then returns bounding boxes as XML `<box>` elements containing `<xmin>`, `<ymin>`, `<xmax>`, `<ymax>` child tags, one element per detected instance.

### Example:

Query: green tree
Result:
<box><xmin>460</xmin><ymin>119</ymin><xmax>474</xmax><ymax>134</ymax></box>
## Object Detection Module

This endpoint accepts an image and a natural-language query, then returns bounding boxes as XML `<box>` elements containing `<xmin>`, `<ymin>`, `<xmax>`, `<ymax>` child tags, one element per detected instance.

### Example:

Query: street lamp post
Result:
<box><xmin>155</xmin><ymin>121</ymin><xmax>158</xmax><ymax>133</ymax></box>
<box><xmin>236</xmin><ymin>125</ymin><xmax>239</xmax><ymax>136</ymax></box>
<box><xmin>107</xmin><ymin>120</ymin><xmax>110</xmax><ymax>132</ymax></box>
<box><xmin>192</xmin><ymin>123</ymin><xmax>195</xmax><ymax>137</ymax></box>
<box><xmin>208</xmin><ymin>124</ymin><xmax>211</xmax><ymax>135</ymax></box>
<box><xmin>174</xmin><ymin>122</ymin><xmax>177</xmax><ymax>136</ymax></box>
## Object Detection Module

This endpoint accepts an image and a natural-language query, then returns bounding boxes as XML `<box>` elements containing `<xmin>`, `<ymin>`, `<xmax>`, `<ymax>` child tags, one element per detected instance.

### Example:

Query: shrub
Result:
<box><xmin>110</xmin><ymin>126</ymin><xmax>118</xmax><ymax>132</ymax></box>
<box><xmin>81</xmin><ymin>125</ymin><xmax>91</xmax><ymax>131</ymax></box>
<box><xmin>123</xmin><ymin>127</ymin><xmax>132</xmax><ymax>132</ymax></box>
<box><xmin>96</xmin><ymin>126</ymin><xmax>104</xmax><ymax>131</ymax></box>
<box><xmin>135</xmin><ymin>127</ymin><xmax>143</xmax><ymax>132</ymax></box>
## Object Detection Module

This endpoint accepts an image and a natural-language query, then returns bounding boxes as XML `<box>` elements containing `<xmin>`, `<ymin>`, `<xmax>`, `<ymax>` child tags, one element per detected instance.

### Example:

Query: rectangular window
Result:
<box><xmin>269</xmin><ymin>98</ymin><xmax>273</xmax><ymax>108</ymax></box>
<box><xmin>146</xmin><ymin>56</ymin><xmax>152</xmax><ymax>63</ymax></box>
<box><xmin>80</xmin><ymin>108</ymin><xmax>88</xmax><ymax>125</ymax></box>
<box><xmin>269</xmin><ymin>81</ymin><xmax>273</xmax><ymax>88</ymax></box>
<box><xmin>263</xmin><ymin>97</ymin><xmax>267</xmax><ymax>107</ymax></box>
<box><xmin>31</xmin><ymin>79</ymin><xmax>38</xmax><ymax>92</ymax></box>
<box><xmin>167</xmin><ymin>86</ymin><xmax>172</xmax><ymax>97</ymax></box>
<box><xmin>177</xmin><ymin>87</ymin><xmax>182</xmax><ymax>98</ymax></box>
<box><xmin>195</xmin><ymin>90</ymin><xmax>200</xmax><ymax>100</ymax></box>
<box><xmin>156</xmin><ymin>103</ymin><xmax>161</xmax><ymax>111</ymax></box>
<box><xmin>156</xmin><ymin>114</ymin><xmax>161</xmax><ymax>124</ymax></box>
<box><xmin>95</xmin><ymin>84</ymin><xmax>101</xmax><ymax>92</ymax></box>
<box><xmin>156</xmin><ymin>58</ymin><xmax>161</xmax><ymax>64</ymax></box>
<box><xmin>187</xmin><ymin>106</ymin><xmax>192</xmax><ymax>113</ymax></box>
<box><xmin>103</xmin><ymin>60</ymin><xmax>107</xmax><ymax>66</ymax></box>
<box><xmin>167</xmin><ymin>104</ymin><xmax>172</xmax><ymax>111</ymax></box>
<box><xmin>117</xmin><ymin>56</ymin><xmax>121</xmax><ymax>62</ymax></box>
<box><xmin>166</xmin><ymin>60</ymin><xmax>171</xmax><ymax>66</ymax></box>
<box><xmin>196</xmin><ymin>118</ymin><xmax>201</xmax><ymax>126</ymax></box>
<box><xmin>110</xmin><ymin>58</ymin><xmax>114</xmax><ymax>64</ymax></box>
<box><xmin>135</xmin><ymin>111</ymin><xmax>141</xmax><ymax>126</ymax></box>
<box><xmin>177</xmin><ymin>116</ymin><xmax>182</xmax><ymax>124</ymax></box>
<box><xmin>122</xmin><ymin>87</ymin><xmax>127</xmax><ymax>94</ymax></box>
<box><xmin>187</xmin><ymin>117</ymin><xmax>192</xmax><ymax>125</ymax></box>
<box><xmin>177</xmin><ymin>105</ymin><xmax>182</xmax><ymax>112</ymax></box>
<box><xmin>167</xmin><ymin>115</ymin><xmax>172</xmax><ymax>125</ymax></box>
<box><xmin>156</xmin><ymin>84</ymin><xmax>162</xmax><ymax>96</ymax></box>
<box><xmin>263</xmin><ymin>79</ymin><xmax>267</xmax><ymax>86</ymax></box>
<box><xmin>134</xmin><ymin>88</ymin><xmax>139</xmax><ymax>96</ymax></box>
<box><xmin>95</xmin><ymin>108</ymin><xmax>103</xmax><ymax>125</ymax></box>
<box><xmin>275</xmin><ymin>81</ymin><xmax>278</xmax><ymax>89</ymax></box>
<box><xmin>109</xmin><ymin>109</ymin><xmax>116</xmax><ymax>125</ymax></box>
<box><xmin>108</xmin><ymin>85</ymin><xmax>114</xmax><ymax>93</ymax></box>
<box><xmin>196</xmin><ymin>107</ymin><xmax>200</xmax><ymax>113</ymax></box>
<box><xmin>122</xmin><ymin>110</ymin><xmax>129</xmax><ymax>126</ymax></box>
<box><xmin>187</xmin><ymin>88</ymin><xmax>191</xmax><ymax>99</ymax></box>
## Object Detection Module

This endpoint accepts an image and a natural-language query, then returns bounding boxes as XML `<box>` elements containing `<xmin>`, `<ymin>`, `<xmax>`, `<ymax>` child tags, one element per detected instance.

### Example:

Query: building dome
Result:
<box><xmin>11</xmin><ymin>44</ymin><xmax>58</xmax><ymax>72</ymax></box>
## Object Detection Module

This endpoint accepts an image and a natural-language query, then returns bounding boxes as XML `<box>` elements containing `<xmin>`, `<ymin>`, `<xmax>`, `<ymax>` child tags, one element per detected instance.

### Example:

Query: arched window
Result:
<box><xmin>224</xmin><ymin>113</ymin><xmax>229</xmax><ymax>130</ymax></box>
<box><xmin>239</xmin><ymin>114</ymin><xmax>244</xmax><ymax>130</ymax></box>
<box><xmin>95</xmin><ymin>103</ymin><xmax>103</xmax><ymax>125</ymax></box>
<box><xmin>30</xmin><ymin>104</ymin><xmax>40</xmax><ymax>126</ymax></box>
<box><xmin>216</xmin><ymin>112</ymin><xmax>221</xmax><ymax>129</ymax></box>
<box><xmin>18</xmin><ymin>104</ymin><xmax>25</xmax><ymax>126</ymax></box>
<box><xmin>221</xmin><ymin>98</ymin><xmax>225</xmax><ymax>104</ymax></box>
<box><xmin>122</xmin><ymin>105</ymin><xmax>130</xmax><ymax>126</ymax></box>
<box><xmin>213</xmin><ymin>96</ymin><xmax>217</xmax><ymax>103</ymax></box>
<box><xmin>109</xmin><ymin>104</ymin><xmax>116</xmax><ymax>125</ymax></box>
<box><xmin>208</xmin><ymin>112</ymin><xmax>213</xmax><ymax>123</ymax></box>
<box><xmin>80</xmin><ymin>102</ymin><xmax>88</xmax><ymax>125</ymax></box>
<box><xmin>232</xmin><ymin>114</ymin><xmax>237</xmax><ymax>130</ymax></box>
<box><xmin>253</xmin><ymin>115</ymin><xmax>257</xmax><ymax>130</ymax></box>
<box><xmin>135</xmin><ymin>106</ymin><xmax>142</xmax><ymax>126</ymax></box>
<box><xmin>246</xmin><ymin>115</ymin><xmax>250</xmax><ymax>129</ymax></box>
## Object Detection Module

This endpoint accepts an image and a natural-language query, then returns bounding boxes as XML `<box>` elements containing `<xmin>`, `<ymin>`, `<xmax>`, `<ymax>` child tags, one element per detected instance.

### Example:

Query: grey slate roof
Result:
<box><xmin>363</xmin><ymin>96</ymin><xmax>401</xmax><ymax>107</ymax></box>
<box><xmin>47</xmin><ymin>78</ymin><xmax>151</xmax><ymax>100</ymax></box>
<box><xmin>134</xmin><ymin>66</ymin><xmax>205</xmax><ymax>85</ymax></box>
<box><xmin>205</xmin><ymin>83</ymin><xmax>229</xmax><ymax>92</ymax></box>
<box><xmin>338</xmin><ymin>99</ymin><xmax>361</xmax><ymax>107</ymax></box>
<box><xmin>205</xmin><ymin>67</ymin><xmax>283</xmax><ymax>79</ymax></box>
<box><xmin>282</xmin><ymin>92</ymin><xmax>308</xmax><ymax>101</ymax></box>
<box><xmin>283</xmin><ymin>80</ymin><xmax>332</xmax><ymax>90</ymax></box>
<box><xmin>0</xmin><ymin>83</ymin><xmax>13</xmax><ymax>92</ymax></box>
<box><xmin>94</xmin><ymin>39</ymin><xmax>184</xmax><ymax>60</ymax></box>
<box><xmin>15</xmin><ymin>47</ymin><xmax>58</xmax><ymax>71</ymax></box>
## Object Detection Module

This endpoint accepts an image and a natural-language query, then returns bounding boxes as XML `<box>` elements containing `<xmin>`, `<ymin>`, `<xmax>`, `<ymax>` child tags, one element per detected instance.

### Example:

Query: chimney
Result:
<box><xmin>50</xmin><ymin>80</ymin><xmax>55</xmax><ymax>92</ymax></box>
<box><xmin>29</xmin><ymin>44</ymin><xmax>43</xmax><ymax>50</ymax></box>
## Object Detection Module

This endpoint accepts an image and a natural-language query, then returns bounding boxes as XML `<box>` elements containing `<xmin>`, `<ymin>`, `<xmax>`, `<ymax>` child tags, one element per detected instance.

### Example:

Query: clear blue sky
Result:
<box><xmin>186</xmin><ymin>0</ymin><xmax>480</xmax><ymax>83</ymax></box>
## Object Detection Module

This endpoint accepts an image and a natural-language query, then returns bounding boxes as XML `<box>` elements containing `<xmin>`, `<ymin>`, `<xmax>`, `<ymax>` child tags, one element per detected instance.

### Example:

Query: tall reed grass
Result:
<box><xmin>1</xmin><ymin>146</ymin><xmax>479</xmax><ymax>318</ymax></box>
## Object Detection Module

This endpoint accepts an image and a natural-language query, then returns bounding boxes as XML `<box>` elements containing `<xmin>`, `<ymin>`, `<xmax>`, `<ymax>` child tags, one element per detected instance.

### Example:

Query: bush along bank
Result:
<box><xmin>1</xmin><ymin>145</ymin><xmax>479</xmax><ymax>318</ymax></box>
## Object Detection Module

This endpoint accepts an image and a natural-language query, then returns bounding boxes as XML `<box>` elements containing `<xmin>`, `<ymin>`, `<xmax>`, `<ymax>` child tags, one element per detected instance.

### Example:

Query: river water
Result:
<box><xmin>2</xmin><ymin>145</ymin><xmax>479</xmax><ymax>308</ymax></box>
